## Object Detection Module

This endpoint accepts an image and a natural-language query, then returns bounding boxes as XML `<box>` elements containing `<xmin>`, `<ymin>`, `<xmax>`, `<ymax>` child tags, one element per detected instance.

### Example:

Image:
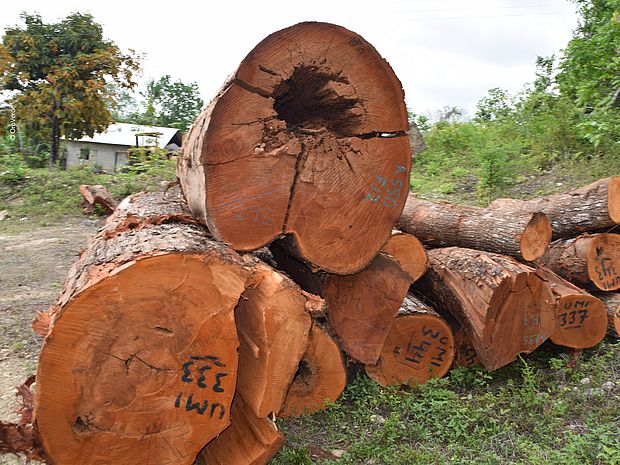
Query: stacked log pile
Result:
<box><xmin>1</xmin><ymin>20</ymin><xmax>619</xmax><ymax>465</ymax></box>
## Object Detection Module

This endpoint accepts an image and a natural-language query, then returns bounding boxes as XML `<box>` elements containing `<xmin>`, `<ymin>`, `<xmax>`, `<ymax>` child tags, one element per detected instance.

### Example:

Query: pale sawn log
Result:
<box><xmin>489</xmin><ymin>176</ymin><xmax>620</xmax><ymax>239</ymax></box>
<box><xmin>398</xmin><ymin>195</ymin><xmax>552</xmax><ymax>261</ymax></box>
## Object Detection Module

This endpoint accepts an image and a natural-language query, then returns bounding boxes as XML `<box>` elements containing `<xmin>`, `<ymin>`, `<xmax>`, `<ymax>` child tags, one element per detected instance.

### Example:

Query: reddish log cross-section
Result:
<box><xmin>178</xmin><ymin>21</ymin><xmax>411</xmax><ymax>274</ymax></box>
<box><xmin>33</xmin><ymin>193</ymin><xmax>255</xmax><ymax>465</ymax></box>
<box><xmin>593</xmin><ymin>292</ymin><xmax>620</xmax><ymax>338</ymax></box>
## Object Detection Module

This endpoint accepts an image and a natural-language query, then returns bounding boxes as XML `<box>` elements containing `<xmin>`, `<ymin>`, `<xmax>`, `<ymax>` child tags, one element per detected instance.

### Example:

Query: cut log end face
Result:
<box><xmin>550</xmin><ymin>295</ymin><xmax>607</xmax><ymax>349</ymax></box>
<box><xmin>365</xmin><ymin>314</ymin><xmax>455</xmax><ymax>387</ymax></box>
<box><xmin>35</xmin><ymin>255</ymin><xmax>241</xmax><ymax>465</ymax></box>
<box><xmin>279</xmin><ymin>325</ymin><xmax>346</xmax><ymax>418</ymax></box>
<box><xmin>520</xmin><ymin>212</ymin><xmax>553</xmax><ymax>262</ymax></box>
<box><xmin>382</xmin><ymin>233</ymin><xmax>429</xmax><ymax>282</ymax></box>
<box><xmin>587</xmin><ymin>234</ymin><xmax>620</xmax><ymax>291</ymax></box>
<box><xmin>187</xmin><ymin>22</ymin><xmax>411</xmax><ymax>274</ymax></box>
<box><xmin>452</xmin><ymin>326</ymin><xmax>480</xmax><ymax>368</ymax></box>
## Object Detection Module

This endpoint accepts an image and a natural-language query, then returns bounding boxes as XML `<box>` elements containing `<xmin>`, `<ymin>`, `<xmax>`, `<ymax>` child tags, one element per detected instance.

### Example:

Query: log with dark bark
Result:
<box><xmin>538</xmin><ymin>233</ymin><xmax>620</xmax><ymax>291</ymax></box>
<box><xmin>489</xmin><ymin>177</ymin><xmax>620</xmax><ymax>239</ymax></box>
<box><xmin>196</xmin><ymin>394</ymin><xmax>284</xmax><ymax>465</ymax></box>
<box><xmin>593</xmin><ymin>292</ymin><xmax>620</xmax><ymax>338</ymax></box>
<box><xmin>178</xmin><ymin>21</ymin><xmax>411</xmax><ymax>274</ymax></box>
<box><xmin>365</xmin><ymin>294</ymin><xmax>454</xmax><ymax>386</ymax></box>
<box><xmin>79</xmin><ymin>184</ymin><xmax>117</xmax><ymax>215</ymax></box>
<box><xmin>270</xmin><ymin>232</ymin><xmax>426</xmax><ymax>365</ymax></box>
<box><xmin>279</xmin><ymin>324</ymin><xmax>346</xmax><ymax>417</ymax></box>
<box><xmin>537</xmin><ymin>267</ymin><xmax>607</xmax><ymax>349</ymax></box>
<box><xmin>417</xmin><ymin>247</ymin><xmax>556</xmax><ymax>371</ymax></box>
<box><xmin>398</xmin><ymin>196</ymin><xmax>552</xmax><ymax>261</ymax></box>
<box><xmin>235</xmin><ymin>261</ymin><xmax>323</xmax><ymax>418</ymax></box>
<box><xmin>32</xmin><ymin>193</ymin><xmax>256</xmax><ymax>465</ymax></box>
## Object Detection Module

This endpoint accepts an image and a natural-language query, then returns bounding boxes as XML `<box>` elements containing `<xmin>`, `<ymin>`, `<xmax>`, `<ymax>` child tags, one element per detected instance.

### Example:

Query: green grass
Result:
<box><xmin>0</xmin><ymin>158</ymin><xmax>176</xmax><ymax>231</ymax></box>
<box><xmin>274</xmin><ymin>339</ymin><xmax>620</xmax><ymax>465</ymax></box>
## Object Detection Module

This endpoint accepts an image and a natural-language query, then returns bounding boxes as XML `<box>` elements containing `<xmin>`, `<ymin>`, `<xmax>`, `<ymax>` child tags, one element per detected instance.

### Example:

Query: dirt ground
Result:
<box><xmin>0</xmin><ymin>219</ymin><xmax>100</xmax><ymax>465</ymax></box>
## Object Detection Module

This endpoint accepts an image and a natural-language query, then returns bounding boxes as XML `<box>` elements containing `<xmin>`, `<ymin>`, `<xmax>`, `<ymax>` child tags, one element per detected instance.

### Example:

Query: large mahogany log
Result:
<box><xmin>33</xmin><ymin>193</ymin><xmax>254</xmax><ymax>465</ymax></box>
<box><xmin>235</xmin><ymin>261</ymin><xmax>321</xmax><ymax>418</ymax></box>
<box><xmin>279</xmin><ymin>324</ymin><xmax>346</xmax><ymax>417</ymax></box>
<box><xmin>365</xmin><ymin>294</ymin><xmax>454</xmax><ymax>386</ymax></box>
<box><xmin>539</xmin><ymin>233</ymin><xmax>620</xmax><ymax>291</ymax></box>
<box><xmin>270</xmin><ymin>232</ymin><xmax>426</xmax><ymax>364</ymax></box>
<box><xmin>489</xmin><ymin>177</ymin><xmax>620</xmax><ymax>239</ymax></box>
<box><xmin>196</xmin><ymin>395</ymin><xmax>284</xmax><ymax>465</ymax></box>
<box><xmin>417</xmin><ymin>247</ymin><xmax>556</xmax><ymax>371</ymax></box>
<box><xmin>593</xmin><ymin>292</ymin><xmax>620</xmax><ymax>338</ymax></box>
<box><xmin>178</xmin><ymin>22</ymin><xmax>411</xmax><ymax>274</ymax></box>
<box><xmin>398</xmin><ymin>196</ymin><xmax>552</xmax><ymax>261</ymax></box>
<box><xmin>538</xmin><ymin>267</ymin><xmax>607</xmax><ymax>349</ymax></box>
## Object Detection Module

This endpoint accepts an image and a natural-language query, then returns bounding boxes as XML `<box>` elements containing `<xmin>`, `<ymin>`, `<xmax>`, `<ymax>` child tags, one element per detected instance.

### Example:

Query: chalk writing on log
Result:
<box><xmin>365</xmin><ymin>165</ymin><xmax>407</xmax><ymax>208</ymax></box>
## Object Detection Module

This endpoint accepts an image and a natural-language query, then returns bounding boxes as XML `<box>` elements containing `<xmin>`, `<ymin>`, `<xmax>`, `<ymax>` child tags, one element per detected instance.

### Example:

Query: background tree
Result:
<box><xmin>142</xmin><ymin>75</ymin><xmax>203</xmax><ymax>130</ymax></box>
<box><xmin>0</xmin><ymin>12</ymin><xmax>140</xmax><ymax>168</ymax></box>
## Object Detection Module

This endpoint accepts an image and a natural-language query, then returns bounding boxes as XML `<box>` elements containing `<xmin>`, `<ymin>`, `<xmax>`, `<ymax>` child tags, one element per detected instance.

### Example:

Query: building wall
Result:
<box><xmin>65</xmin><ymin>141</ymin><xmax>130</xmax><ymax>172</ymax></box>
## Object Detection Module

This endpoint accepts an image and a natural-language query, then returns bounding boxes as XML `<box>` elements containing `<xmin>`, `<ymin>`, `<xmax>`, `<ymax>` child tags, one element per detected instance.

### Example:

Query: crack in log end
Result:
<box><xmin>273</xmin><ymin>65</ymin><xmax>363</xmax><ymax>137</ymax></box>
<box><xmin>154</xmin><ymin>326</ymin><xmax>174</xmax><ymax>336</ymax></box>
<box><xmin>294</xmin><ymin>359</ymin><xmax>313</xmax><ymax>387</ymax></box>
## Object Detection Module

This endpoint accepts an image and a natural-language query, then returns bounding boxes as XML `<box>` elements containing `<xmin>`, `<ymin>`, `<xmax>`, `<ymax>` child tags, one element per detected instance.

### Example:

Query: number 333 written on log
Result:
<box><xmin>174</xmin><ymin>355</ymin><xmax>228</xmax><ymax>419</ymax></box>
<box><xmin>365</xmin><ymin>165</ymin><xmax>407</xmax><ymax>209</ymax></box>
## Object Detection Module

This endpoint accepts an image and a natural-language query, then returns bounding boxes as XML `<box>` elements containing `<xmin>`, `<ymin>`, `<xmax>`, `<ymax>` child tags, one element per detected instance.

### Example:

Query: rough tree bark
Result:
<box><xmin>537</xmin><ymin>266</ymin><xmax>607</xmax><ymax>349</ymax></box>
<box><xmin>489</xmin><ymin>177</ymin><xmax>620</xmax><ymax>239</ymax></box>
<box><xmin>79</xmin><ymin>184</ymin><xmax>118</xmax><ymax>215</ymax></box>
<box><xmin>538</xmin><ymin>233</ymin><xmax>620</xmax><ymax>291</ymax></box>
<box><xmin>279</xmin><ymin>324</ymin><xmax>346</xmax><ymax>417</ymax></box>
<box><xmin>177</xmin><ymin>21</ymin><xmax>411</xmax><ymax>275</ymax></box>
<box><xmin>32</xmin><ymin>193</ymin><xmax>255</xmax><ymax>465</ymax></box>
<box><xmin>593</xmin><ymin>292</ymin><xmax>620</xmax><ymax>338</ymax></box>
<box><xmin>417</xmin><ymin>247</ymin><xmax>556</xmax><ymax>371</ymax></box>
<box><xmin>365</xmin><ymin>294</ymin><xmax>455</xmax><ymax>386</ymax></box>
<box><xmin>196</xmin><ymin>395</ymin><xmax>284</xmax><ymax>465</ymax></box>
<box><xmin>398</xmin><ymin>196</ymin><xmax>552</xmax><ymax>261</ymax></box>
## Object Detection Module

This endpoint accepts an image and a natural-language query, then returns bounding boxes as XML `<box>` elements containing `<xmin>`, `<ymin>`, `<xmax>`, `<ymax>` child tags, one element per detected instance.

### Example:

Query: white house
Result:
<box><xmin>63</xmin><ymin>123</ymin><xmax>182</xmax><ymax>172</ymax></box>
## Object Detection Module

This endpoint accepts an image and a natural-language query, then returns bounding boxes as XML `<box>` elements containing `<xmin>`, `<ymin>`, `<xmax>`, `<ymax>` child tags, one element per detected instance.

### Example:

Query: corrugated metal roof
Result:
<box><xmin>67</xmin><ymin>122</ymin><xmax>181</xmax><ymax>149</ymax></box>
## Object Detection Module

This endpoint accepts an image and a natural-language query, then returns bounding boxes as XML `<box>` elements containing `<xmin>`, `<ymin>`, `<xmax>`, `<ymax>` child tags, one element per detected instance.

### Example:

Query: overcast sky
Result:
<box><xmin>1</xmin><ymin>0</ymin><xmax>579</xmax><ymax>119</ymax></box>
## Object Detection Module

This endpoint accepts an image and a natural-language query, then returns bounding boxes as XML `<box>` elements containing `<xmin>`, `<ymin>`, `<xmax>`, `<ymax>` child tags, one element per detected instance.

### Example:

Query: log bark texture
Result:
<box><xmin>33</xmin><ymin>193</ymin><xmax>255</xmax><ymax>465</ymax></box>
<box><xmin>538</xmin><ymin>233</ymin><xmax>620</xmax><ymax>291</ymax></box>
<box><xmin>279</xmin><ymin>324</ymin><xmax>346</xmax><ymax>417</ymax></box>
<box><xmin>79</xmin><ymin>184</ymin><xmax>117</xmax><ymax>215</ymax></box>
<box><xmin>196</xmin><ymin>395</ymin><xmax>284</xmax><ymax>465</ymax></box>
<box><xmin>417</xmin><ymin>247</ymin><xmax>556</xmax><ymax>371</ymax></box>
<box><xmin>398</xmin><ymin>196</ymin><xmax>552</xmax><ymax>261</ymax></box>
<box><xmin>489</xmin><ymin>176</ymin><xmax>620</xmax><ymax>239</ymax></box>
<box><xmin>365</xmin><ymin>294</ymin><xmax>455</xmax><ymax>386</ymax></box>
<box><xmin>537</xmin><ymin>267</ymin><xmax>607</xmax><ymax>349</ymax></box>
<box><xmin>593</xmin><ymin>292</ymin><xmax>620</xmax><ymax>338</ymax></box>
<box><xmin>178</xmin><ymin>21</ymin><xmax>411</xmax><ymax>275</ymax></box>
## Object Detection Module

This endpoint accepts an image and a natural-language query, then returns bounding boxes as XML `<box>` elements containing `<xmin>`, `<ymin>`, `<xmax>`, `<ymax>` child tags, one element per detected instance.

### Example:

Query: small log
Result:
<box><xmin>33</xmin><ymin>193</ymin><xmax>254</xmax><ymax>465</ymax></box>
<box><xmin>365</xmin><ymin>294</ymin><xmax>454</xmax><ymax>386</ymax></box>
<box><xmin>593</xmin><ymin>292</ymin><xmax>620</xmax><ymax>338</ymax></box>
<box><xmin>398</xmin><ymin>196</ymin><xmax>552</xmax><ymax>261</ymax></box>
<box><xmin>196</xmin><ymin>394</ymin><xmax>284</xmax><ymax>465</ymax></box>
<box><xmin>538</xmin><ymin>233</ymin><xmax>620</xmax><ymax>291</ymax></box>
<box><xmin>79</xmin><ymin>184</ymin><xmax>117</xmax><ymax>215</ymax></box>
<box><xmin>538</xmin><ymin>267</ymin><xmax>607</xmax><ymax>349</ymax></box>
<box><xmin>270</xmin><ymin>232</ymin><xmax>424</xmax><ymax>364</ymax></box>
<box><xmin>279</xmin><ymin>324</ymin><xmax>346</xmax><ymax>417</ymax></box>
<box><xmin>489</xmin><ymin>176</ymin><xmax>620</xmax><ymax>239</ymax></box>
<box><xmin>235</xmin><ymin>261</ymin><xmax>318</xmax><ymax>418</ymax></box>
<box><xmin>178</xmin><ymin>22</ymin><xmax>411</xmax><ymax>275</ymax></box>
<box><xmin>417</xmin><ymin>247</ymin><xmax>556</xmax><ymax>371</ymax></box>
